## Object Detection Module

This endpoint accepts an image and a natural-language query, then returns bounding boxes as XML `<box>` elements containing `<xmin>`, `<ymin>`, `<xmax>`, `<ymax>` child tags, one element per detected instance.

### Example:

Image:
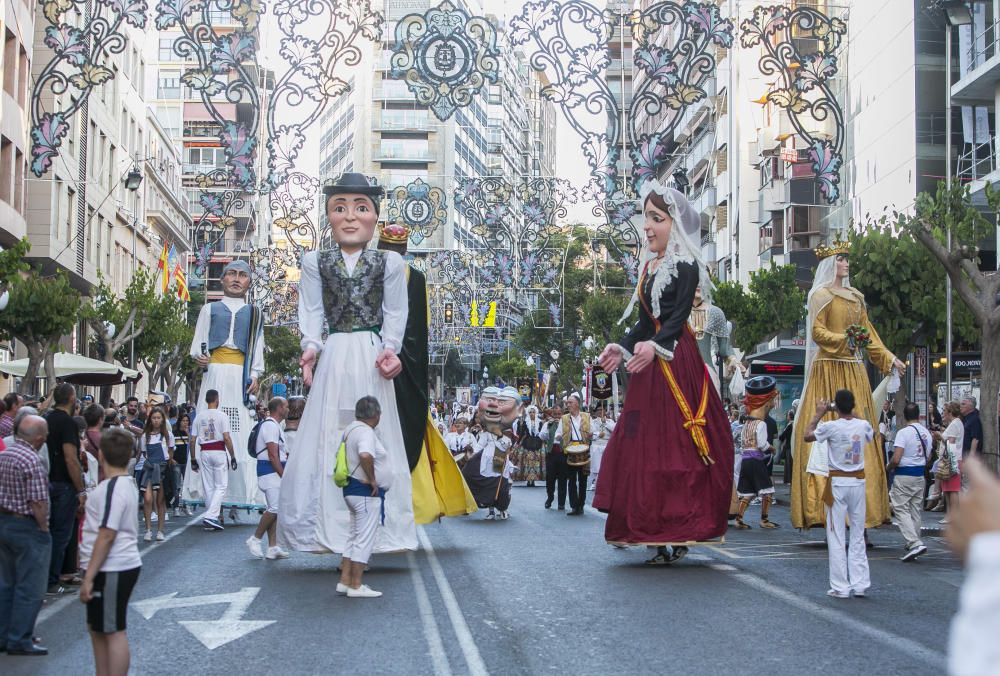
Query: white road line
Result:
<box><xmin>407</xmin><ymin>550</ymin><xmax>453</xmax><ymax>676</ymax></box>
<box><xmin>417</xmin><ymin>526</ymin><xmax>490</xmax><ymax>676</ymax></box>
<box><xmin>709</xmin><ymin>563</ymin><xmax>947</xmax><ymax>669</ymax></box>
<box><xmin>37</xmin><ymin>514</ymin><xmax>203</xmax><ymax>626</ymax></box>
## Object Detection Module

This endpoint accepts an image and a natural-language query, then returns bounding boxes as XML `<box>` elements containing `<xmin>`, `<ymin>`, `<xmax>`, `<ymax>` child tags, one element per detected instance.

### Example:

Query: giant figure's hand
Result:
<box><xmin>300</xmin><ymin>348</ymin><xmax>318</xmax><ymax>387</ymax></box>
<box><xmin>598</xmin><ymin>344</ymin><xmax>622</xmax><ymax>374</ymax></box>
<box><xmin>626</xmin><ymin>341</ymin><xmax>657</xmax><ymax>374</ymax></box>
<box><xmin>376</xmin><ymin>348</ymin><xmax>402</xmax><ymax>379</ymax></box>
<box><xmin>195</xmin><ymin>355</ymin><xmax>210</xmax><ymax>367</ymax></box>
<box><xmin>246</xmin><ymin>377</ymin><xmax>259</xmax><ymax>396</ymax></box>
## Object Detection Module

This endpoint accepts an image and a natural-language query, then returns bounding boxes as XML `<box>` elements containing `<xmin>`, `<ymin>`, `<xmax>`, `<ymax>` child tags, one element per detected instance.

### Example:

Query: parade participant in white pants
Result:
<box><xmin>337</xmin><ymin>396</ymin><xmax>393</xmax><ymax>599</ymax></box>
<box><xmin>887</xmin><ymin>401</ymin><xmax>931</xmax><ymax>562</ymax></box>
<box><xmin>247</xmin><ymin>397</ymin><xmax>290</xmax><ymax>561</ymax></box>
<box><xmin>189</xmin><ymin>389</ymin><xmax>236</xmax><ymax>531</ymax></box>
<box><xmin>805</xmin><ymin>389</ymin><xmax>871</xmax><ymax>598</ymax></box>
<box><xmin>184</xmin><ymin>259</ymin><xmax>266</xmax><ymax>520</ymax></box>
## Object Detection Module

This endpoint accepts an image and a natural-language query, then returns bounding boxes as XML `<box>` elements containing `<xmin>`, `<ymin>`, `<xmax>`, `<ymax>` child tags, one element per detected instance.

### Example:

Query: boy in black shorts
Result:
<box><xmin>79</xmin><ymin>428</ymin><xmax>142</xmax><ymax>676</ymax></box>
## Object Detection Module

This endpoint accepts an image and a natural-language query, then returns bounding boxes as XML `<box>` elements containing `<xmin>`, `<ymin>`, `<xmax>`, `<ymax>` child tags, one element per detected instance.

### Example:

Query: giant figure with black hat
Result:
<box><xmin>376</xmin><ymin>222</ymin><xmax>476</xmax><ymax>523</ymax></box>
<box><xmin>278</xmin><ymin>173</ymin><xmax>418</xmax><ymax>555</ymax></box>
<box><xmin>735</xmin><ymin>375</ymin><xmax>781</xmax><ymax>529</ymax></box>
<box><xmin>184</xmin><ymin>258</ymin><xmax>266</xmax><ymax>520</ymax></box>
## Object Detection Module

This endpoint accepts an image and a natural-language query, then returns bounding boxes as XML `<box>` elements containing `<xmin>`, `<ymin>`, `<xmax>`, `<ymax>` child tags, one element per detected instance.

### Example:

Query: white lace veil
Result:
<box><xmin>618</xmin><ymin>179</ymin><xmax>713</xmax><ymax>324</ymax></box>
<box><xmin>803</xmin><ymin>255</ymin><xmax>850</xmax><ymax>390</ymax></box>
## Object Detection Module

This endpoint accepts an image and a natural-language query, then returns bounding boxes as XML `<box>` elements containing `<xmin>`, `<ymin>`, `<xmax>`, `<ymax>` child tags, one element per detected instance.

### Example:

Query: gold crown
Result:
<box><xmin>815</xmin><ymin>239</ymin><xmax>849</xmax><ymax>260</ymax></box>
<box><xmin>379</xmin><ymin>223</ymin><xmax>410</xmax><ymax>245</ymax></box>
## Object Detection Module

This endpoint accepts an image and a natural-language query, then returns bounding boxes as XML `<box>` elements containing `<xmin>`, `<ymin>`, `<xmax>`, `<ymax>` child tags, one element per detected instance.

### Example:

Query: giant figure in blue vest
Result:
<box><xmin>184</xmin><ymin>259</ymin><xmax>266</xmax><ymax>517</ymax></box>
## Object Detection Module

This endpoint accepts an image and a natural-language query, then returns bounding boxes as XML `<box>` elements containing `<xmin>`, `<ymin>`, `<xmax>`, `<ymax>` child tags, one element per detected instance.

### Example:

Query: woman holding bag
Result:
<box><xmin>934</xmin><ymin>401</ymin><xmax>964</xmax><ymax>523</ymax></box>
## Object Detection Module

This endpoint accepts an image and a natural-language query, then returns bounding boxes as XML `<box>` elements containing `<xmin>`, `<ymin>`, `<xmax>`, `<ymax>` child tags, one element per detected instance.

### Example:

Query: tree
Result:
<box><xmin>849</xmin><ymin>215</ymin><xmax>977</xmax><ymax>355</ymax></box>
<box><xmin>0</xmin><ymin>269</ymin><xmax>81</xmax><ymax>394</ymax></box>
<box><xmin>0</xmin><ymin>238</ymin><xmax>29</xmax><ymax>291</ymax></box>
<box><xmin>904</xmin><ymin>181</ymin><xmax>1000</xmax><ymax>471</ymax></box>
<box><xmin>84</xmin><ymin>268</ymin><xmax>165</xmax><ymax>370</ymax></box>
<box><xmin>262</xmin><ymin>325</ymin><xmax>301</xmax><ymax>393</ymax></box>
<box><xmin>713</xmin><ymin>264</ymin><xmax>807</xmax><ymax>354</ymax></box>
<box><xmin>488</xmin><ymin>355</ymin><xmax>535</xmax><ymax>384</ymax></box>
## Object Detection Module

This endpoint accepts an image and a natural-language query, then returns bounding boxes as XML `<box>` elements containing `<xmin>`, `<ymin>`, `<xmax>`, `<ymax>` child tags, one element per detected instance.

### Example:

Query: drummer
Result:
<box><xmin>553</xmin><ymin>393</ymin><xmax>593</xmax><ymax>516</ymax></box>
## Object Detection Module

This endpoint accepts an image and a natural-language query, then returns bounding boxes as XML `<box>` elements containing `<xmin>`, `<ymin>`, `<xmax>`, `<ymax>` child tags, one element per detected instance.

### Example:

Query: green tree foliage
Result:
<box><xmin>264</xmin><ymin>326</ymin><xmax>301</xmax><ymax>384</ymax></box>
<box><xmin>904</xmin><ymin>181</ymin><xmax>1000</xmax><ymax>471</ymax></box>
<box><xmin>488</xmin><ymin>355</ymin><xmax>535</xmax><ymax>384</ymax></box>
<box><xmin>0</xmin><ymin>269</ymin><xmax>81</xmax><ymax>394</ymax></box>
<box><xmin>0</xmin><ymin>238</ymin><xmax>29</xmax><ymax>288</ymax></box>
<box><xmin>849</xmin><ymin>216</ymin><xmax>977</xmax><ymax>355</ymax></box>
<box><xmin>713</xmin><ymin>264</ymin><xmax>806</xmax><ymax>354</ymax></box>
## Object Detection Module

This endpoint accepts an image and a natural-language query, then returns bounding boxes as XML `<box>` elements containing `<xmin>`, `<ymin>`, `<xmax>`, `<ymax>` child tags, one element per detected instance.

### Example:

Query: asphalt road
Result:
<box><xmin>10</xmin><ymin>484</ymin><xmax>959</xmax><ymax>675</ymax></box>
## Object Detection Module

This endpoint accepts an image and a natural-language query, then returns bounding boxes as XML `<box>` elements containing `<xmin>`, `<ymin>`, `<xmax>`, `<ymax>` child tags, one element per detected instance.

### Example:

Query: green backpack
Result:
<box><xmin>333</xmin><ymin>427</ymin><xmax>357</xmax><ymax>488</ymax></box>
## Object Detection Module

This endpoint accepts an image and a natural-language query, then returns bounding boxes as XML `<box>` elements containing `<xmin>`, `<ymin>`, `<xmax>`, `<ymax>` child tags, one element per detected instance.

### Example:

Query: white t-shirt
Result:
<box><xmin>893</xmin><ymin>423</ymin><xmax>932</xmax><ymax>468</ymax></box>
<box><xmin>814</xmin><ymin>417</ymin><xmax>873</xmax><ymax>485</ymax></box>
<box><xmin>194</xmin><ymin>408</ymin><xmax>230</xmax><ymax>447</ymax></box>
<box><xmin>139</xmin><ymin>430</ymin><xmax>175</xmax><ymax>464</ymax></box>
<box><xmin>343</xmin><ymin>421</ymin><xmax>392</xmax><ymax>489</ymax></box>
<box><xmin>255</xmin><ymin>418</ymin><xmax>287</xmax><ymax>464</ymax></box>
<box><xmin>943</xmin><ymin>418</ymin><xmax>965</xmax><ymax>461</ymax></box>
<box><xmin>80</xmin><ymin>475</ymin><xmax>142</xmax><ymax>572</ymax></box>
<box><xmin>284</xmin><ymin>427</ymin><xmax>298</xmax><ymax>456</ymax></box>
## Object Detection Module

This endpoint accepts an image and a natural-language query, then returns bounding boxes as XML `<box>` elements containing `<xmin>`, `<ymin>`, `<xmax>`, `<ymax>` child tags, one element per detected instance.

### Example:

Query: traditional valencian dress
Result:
<box><xmin>593</xmin><ymin>254</ymin><xmax>734</xmax><ymax>545</ymax></box>
<box><xmin>184</xmin><ymin>294</ymin><xmax>265</xmax><ymax>510</ymax></box>
<box><xmin>791</xmin><ymin>284</ymin><xmax>895</xmax><ymax>529</ymax></box>
<box><xmin>278</xmin><ymin>246</ymin><xmax>417</xmax><ymax>553</ymax></box>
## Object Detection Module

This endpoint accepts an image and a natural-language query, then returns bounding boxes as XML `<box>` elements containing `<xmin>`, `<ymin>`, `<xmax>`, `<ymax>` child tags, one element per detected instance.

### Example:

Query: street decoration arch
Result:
<box><xmin>740</xmin><ymin>5</ymin><xmax>847</xmax><ymax>204</ymax></box>
<box><xmin>509</xmin><ymin>0</ymin><xmax>733</xmax><ymax>285</ymax></box>
<box><xmin>386</xmin><ymin>178</ymin><xmax>449</xmax><ymax>247</ymax></box>
<box><xmin>31</xmin><ymin>0</ymin><xmax>149</xmax><ymax>177</ymax></box>
<box><xmin>390</xmin><ymin>0</ymin><xmax>500</xmax><ymax>122</ymax></box>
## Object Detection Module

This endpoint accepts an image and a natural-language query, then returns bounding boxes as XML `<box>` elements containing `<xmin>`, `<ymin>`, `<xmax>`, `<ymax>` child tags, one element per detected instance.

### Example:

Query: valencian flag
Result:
<box><xmin>172</xmin><ymin>247</ymin><xmax>190</xmax><ymax>301</ymax></box>
<box><xmin>157</xmin><ymin>243</ymin><xmax>170</xmax><ymax>293</ymax></box>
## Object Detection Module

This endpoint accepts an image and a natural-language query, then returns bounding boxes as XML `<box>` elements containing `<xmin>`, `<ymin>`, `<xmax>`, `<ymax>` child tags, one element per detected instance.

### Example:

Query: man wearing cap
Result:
<box><xmin>461</xmin><ymin>386</ymin><xmax>522</xmax><ymax>520</ymax></box>
<box><xmin>553</xmin><ymin>393</ymin><xmax>593</xmax><ymax>516</ymax></box>
<box><xmin>376</xmin><ymin>223</ymin><xmax>476</xmax><ymax>523</ymax></box>
<box><xmin>185</xmin><ymin>258</ymin><xmax>265</xmax><ymax>517</ymax></box>
<box><xmin>279</xmin><ymin>173</ymin><xmax>417</xmax><ymax>555</ymax></box>
<box><xmin>734</xmin><ymin>376</ymin><xmax>781</xmax><ymax>529</ymax></box>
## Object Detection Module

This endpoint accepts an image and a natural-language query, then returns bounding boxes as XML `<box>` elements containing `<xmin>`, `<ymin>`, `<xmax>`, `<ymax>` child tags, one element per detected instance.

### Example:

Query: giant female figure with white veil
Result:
<box><xmin>791</xmin><ymin>243</ymin><xmax>905</xmax><ymax>529</ymax></box>
<box><xmin>595</xmin><ymin>182</ymin><xmax>733</xmax><ymax>562</ymax></box>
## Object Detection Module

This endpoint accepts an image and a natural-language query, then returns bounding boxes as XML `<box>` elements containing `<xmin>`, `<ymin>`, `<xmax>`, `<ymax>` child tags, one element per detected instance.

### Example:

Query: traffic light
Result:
<box><xmin>444</xmin><ymin>302</ymin><xmax>454</xmax><ymax>325</ymax></box>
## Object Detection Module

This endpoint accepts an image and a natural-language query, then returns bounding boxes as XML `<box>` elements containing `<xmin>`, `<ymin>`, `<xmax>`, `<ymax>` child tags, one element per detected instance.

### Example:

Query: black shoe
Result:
<box><xmin>557</xmin><ymin>505</ymin><xmax>565</xmax><ymax>510</ymax></box>
<box><xmin>567</xmin><ymin>509</ymin><xmax>584</xmax><ymax>516</ymax></box>
<box><xmin>7</xmin><ymin>645</ymin><xmax>48</xmax><ymax>656</ymax></box>
<box><xmin>544</xmin><ymin>498</ymin><xmax>553</xmax><ymax>509</ymax></box>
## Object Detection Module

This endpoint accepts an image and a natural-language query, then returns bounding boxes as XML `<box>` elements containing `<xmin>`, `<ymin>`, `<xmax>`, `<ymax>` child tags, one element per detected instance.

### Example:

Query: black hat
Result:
<box><xmin>322</xmin><ymin>172</ymin><xmax>384</xmax><ymax>200</ymax></box>
<box><xmin>745</xmin><ymin>375</ymin><xmax>777</xmax><ymax>395</ymax></box>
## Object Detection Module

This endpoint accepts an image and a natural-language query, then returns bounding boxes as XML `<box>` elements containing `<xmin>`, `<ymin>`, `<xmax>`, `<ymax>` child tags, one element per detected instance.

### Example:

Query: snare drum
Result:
<box><xmin>565</xmin><ymin>443</ymin><xmax>591</xmax><ymax>468</ymax></box>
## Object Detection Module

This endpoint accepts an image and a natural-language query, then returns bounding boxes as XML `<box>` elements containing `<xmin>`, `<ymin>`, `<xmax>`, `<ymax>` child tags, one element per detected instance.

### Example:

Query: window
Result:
<box><xmin>158</xmin><ymin>70</ymin><xmax>180</xmax><ymax>98</ymax></box>
<box><xmin>0</xmin><ymin>137</ymin><xmax>11</xmax><ymax>204</ymax></box>
<box><xmin>3</xmin><ymin>30</ymin><xmax>15</xmax><ymax>98</ymax></box>
<box><xmin>159</xmin><ymin>36</ymin><xmax>175</xmax><ymax>61</ymax></box>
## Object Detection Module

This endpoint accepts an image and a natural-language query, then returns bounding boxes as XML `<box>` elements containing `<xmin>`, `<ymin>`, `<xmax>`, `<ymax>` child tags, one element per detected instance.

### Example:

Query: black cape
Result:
<box><xmin>395</xmin><ymin>265</ymin><xmax>429</xmax><ymax>471</ymax></box>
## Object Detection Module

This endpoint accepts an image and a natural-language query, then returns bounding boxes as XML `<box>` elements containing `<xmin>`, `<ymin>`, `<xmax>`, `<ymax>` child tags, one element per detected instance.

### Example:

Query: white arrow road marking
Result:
<box><xmin>131</xmin><ymin>586</ymin><xmax>275</xmax><ymax>649</ymax></box>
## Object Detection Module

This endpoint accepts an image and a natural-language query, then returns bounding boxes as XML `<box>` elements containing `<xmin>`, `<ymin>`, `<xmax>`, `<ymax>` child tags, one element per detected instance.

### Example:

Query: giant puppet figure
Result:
<box><xmin>595</xmin><ymin>181</ymin><xmax>733</xmax><ymax>565</ymax></box>
<box><xmin>791</xmin><ymin>242</ymin><xmax>905</xmax><ymax>529</ymax></box>
<box><xmin>689</xmin><ymin>285</ymin><xmax>740</xmax><ymax>392</ymax></box>
<box><xmin>278</xmin><ymin>173</ymin><xmax>417</xmax><ymax>554</ymax></box>
<box><xmin>376</xmin><ymin>223</ymin><xmax>476</xmax><ymax>522</ymax></box>
<box><xmin>461</xmin><ymin>386</ymin><xmax>523</xmax><ymax>520</ymax></box>
<box><xmin>185</xmin><ymin>259</ymin><xmax>265</xmax><ymax>514</ymax></box>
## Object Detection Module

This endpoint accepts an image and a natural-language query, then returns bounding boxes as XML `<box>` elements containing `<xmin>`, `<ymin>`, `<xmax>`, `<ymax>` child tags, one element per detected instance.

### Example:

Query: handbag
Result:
<box><xmin>935</xmin><ymin>445</ymin><xmax>953</xmax><ymax>481</ymax></box>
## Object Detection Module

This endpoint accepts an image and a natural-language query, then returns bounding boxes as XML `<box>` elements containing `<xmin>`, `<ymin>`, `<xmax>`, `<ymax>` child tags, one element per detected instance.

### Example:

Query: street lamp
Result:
<box><xmin>941</xmin><ymin>1</ymin><xmax>978</xmax><ymax>402</ymax></box>
<box><xmin>123</xmin><ymin>165</ymin><xmax>143</xmax><ymax>192</ymax></box>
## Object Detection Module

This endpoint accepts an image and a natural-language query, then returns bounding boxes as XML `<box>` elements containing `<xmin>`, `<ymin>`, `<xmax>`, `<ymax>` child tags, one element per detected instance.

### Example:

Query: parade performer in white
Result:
<box><xmin>184</xmin><ymin>260</ymin><xmax>264</xmax><ymax>515</ymax></box>
<box><xmin>278</xmin><ymin>173</ymin><xmax>416</xmax><ymax>555</ymax></box>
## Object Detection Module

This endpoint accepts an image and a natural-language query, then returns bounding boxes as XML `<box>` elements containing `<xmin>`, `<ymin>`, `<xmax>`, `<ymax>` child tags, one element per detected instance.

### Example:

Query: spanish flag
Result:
<box><xmin>174</xmin><ymin>258</ymin><xmax>190</xmax><ymax>302</ymax></box>
<box><xmin>157</xmin><ymin>243</ymin><xmax>170</xmax><ymax>293</ymax></box>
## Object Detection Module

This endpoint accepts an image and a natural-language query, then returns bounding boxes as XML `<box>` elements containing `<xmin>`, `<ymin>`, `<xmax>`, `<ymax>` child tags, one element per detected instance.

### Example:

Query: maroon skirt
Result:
<box><xmin>593</xmin><ymin>330</ymin><xmax>734</xmax><ymax>544</ymax></box>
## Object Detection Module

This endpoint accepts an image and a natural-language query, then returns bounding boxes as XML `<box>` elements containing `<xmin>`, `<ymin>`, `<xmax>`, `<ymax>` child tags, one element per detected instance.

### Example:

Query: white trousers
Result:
<box><xmin>343</xmin><ymin>495</ymin><xmax>382</xmax><ymax>565</ymax></box>
<box><xmin>825</xmin><ymin>481</ymin><xmax>870</xmax><ymax>595</ymax></box>
<box><xmin>889</xmin><ymin>474</ymin><xmax>925</xmax><ymax>550</ymax></box>
<box><xmin>258</xmin><ymin>473</ymin><xmax>281</xmax><ymax>515</ymax></box>
<box><xmin>200</xmin><ymin>451</ymin><xmax>229</xmax><ymax>520</ymax></box>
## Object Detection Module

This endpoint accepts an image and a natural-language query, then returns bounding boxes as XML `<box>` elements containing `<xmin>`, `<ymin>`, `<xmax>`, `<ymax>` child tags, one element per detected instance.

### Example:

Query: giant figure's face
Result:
<box><xmin>477</xmin><ymin>393</ymin><xmax>521</xmax><ymax>436</ymax></box>
<box><xmin>222</xmin><ymin>269</ymin><xmax>251</xmax><ymax>298</ymax></box>
<box><xmin>327</xmin><ymin>194</ymin><xmax>377</xmax><ymax>249</ymax></box>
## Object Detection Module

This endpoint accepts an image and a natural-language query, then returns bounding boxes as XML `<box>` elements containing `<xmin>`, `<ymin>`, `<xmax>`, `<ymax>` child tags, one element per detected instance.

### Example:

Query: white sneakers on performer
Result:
<box><xmin>346</xmin><ymin>585</ymin><xmax>382</xmax><ymax>598</ymax></box>
<box><xmin>485</xmin><ymin>509</ymin><xmax>496</xmax><ymax>520</ymax></box>
<box><xmin>498</xmin><ymin>511</ymin><xmax>509</xmax><ymax>520</ymax></box>
<box><xmin>144</xmin><ymin>530</ymin><xmax>153</xmax><ymax>542</ymax></box>
<box><xmin>336</xmin><ymin>583</ymin><xmax>349</xmax><ymax>595</ymax></box>
<box><xmin>265</xmin><ymin>546</ymin><xmax>290</xmax><ymax>560</ymax></box>
<box><xmin>246</xmin><ymin>536</ymin><xmax>264</xmax><ymax>559</ymax></box>
<box><xmin>155</xmin><ymin>531</ymin><xmax>165</xmax><ymax>542</ymax></box>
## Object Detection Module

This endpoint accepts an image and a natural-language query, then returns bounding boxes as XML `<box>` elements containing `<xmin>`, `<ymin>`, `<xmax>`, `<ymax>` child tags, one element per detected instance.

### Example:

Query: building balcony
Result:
<box><xmin>690</xmin><ymin>184</ymin><xmax>717</xmax><ymax>215</ymax></box>
<box><xmin>760</xmin><ymin>179</ymin><xmax>789</xmax><ymax>212</ymax></box>
<box><xmin>952</xmin><ymin>22</ymin><xmax>1000</xmax><ymax>105</ymax></box>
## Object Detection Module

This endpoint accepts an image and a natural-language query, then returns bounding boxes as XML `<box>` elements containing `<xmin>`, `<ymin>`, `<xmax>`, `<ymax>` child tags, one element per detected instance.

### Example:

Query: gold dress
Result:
<box><xmin>791</xmin><ymin>286</ymin><xmax>895</xmax><ymax>529</ymax></box>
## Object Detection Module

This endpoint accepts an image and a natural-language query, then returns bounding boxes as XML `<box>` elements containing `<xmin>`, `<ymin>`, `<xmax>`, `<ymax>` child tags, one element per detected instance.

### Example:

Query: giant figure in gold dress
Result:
<box><xmin>791</xmin><ymin>243</ymin><xmax>906</xmax><ymax>529</ymax></box>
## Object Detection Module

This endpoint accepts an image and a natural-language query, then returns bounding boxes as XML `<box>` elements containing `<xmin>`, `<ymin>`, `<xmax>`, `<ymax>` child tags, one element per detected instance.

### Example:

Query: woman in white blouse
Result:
<box><xmin>933</xmin><ymin>401</ymin><xmax>965</xmax><ymax>520</ymax></box>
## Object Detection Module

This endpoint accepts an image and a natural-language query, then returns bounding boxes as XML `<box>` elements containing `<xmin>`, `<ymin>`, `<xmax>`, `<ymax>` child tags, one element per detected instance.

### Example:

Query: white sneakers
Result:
<box><xmin>346</xmin><ymin>585</ymin><xmax>382</xmax><ymax>598</ymax></box>
<box><xmin>144</xmin><ymin>530</ymin><xmax>153</xmax><ymax>542</ymax></box>
<box><xmin>336</xmin><ymin>583</ymin><xmax>349</xmax><ymax>595</ymax></box>
<box><xmin>265</xmin><ymin>546</ymin><xmax>290</xmax><ymax>560</ymax></box>
<box><xmin>155</xmin><ymin>531</ymin><xmax>165</xmax><ymax>542</ymax></box>
<box><xmin>246</xmin><ymin>536</ymin><xmax>264</xmax><ymax>559</ymax></box>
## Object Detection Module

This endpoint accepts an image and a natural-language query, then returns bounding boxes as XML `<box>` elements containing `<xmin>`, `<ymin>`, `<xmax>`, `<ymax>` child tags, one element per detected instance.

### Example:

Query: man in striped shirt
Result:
<box><xmin>0</xmin><ymin>414</ymin><xmax>51</xmax><ymax>655</ymax></box>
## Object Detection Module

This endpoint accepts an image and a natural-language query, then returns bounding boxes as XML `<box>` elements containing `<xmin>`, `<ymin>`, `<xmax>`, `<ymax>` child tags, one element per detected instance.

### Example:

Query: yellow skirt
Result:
<box><xmin>791</xmin><ymin>358</ymin><xmax>890</xmax><ymax>529</ymax></box>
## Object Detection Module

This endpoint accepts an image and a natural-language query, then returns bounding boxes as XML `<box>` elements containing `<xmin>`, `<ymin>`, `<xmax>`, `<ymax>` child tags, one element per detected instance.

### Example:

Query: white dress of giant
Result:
<box><xmin>278</xmin><ymin>248</ymin><xmax>417</xmax><ymax>554</ymax></box>
<box><xmin>183</xmin><ymin>296</ymin><xmax>265</xmax><ymax>509</ymax></box>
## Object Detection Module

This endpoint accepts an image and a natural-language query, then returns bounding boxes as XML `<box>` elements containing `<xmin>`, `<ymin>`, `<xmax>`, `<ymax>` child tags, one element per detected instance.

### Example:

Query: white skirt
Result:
<box><xmin>277</xmin><ymin>330</ymin><xmax>416</xmax><ymax>554</ymax></box>
<box><xmin>182</xmin><ymin>361</ymin><xmax>264</xmax><ymax>509</ymax></box>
